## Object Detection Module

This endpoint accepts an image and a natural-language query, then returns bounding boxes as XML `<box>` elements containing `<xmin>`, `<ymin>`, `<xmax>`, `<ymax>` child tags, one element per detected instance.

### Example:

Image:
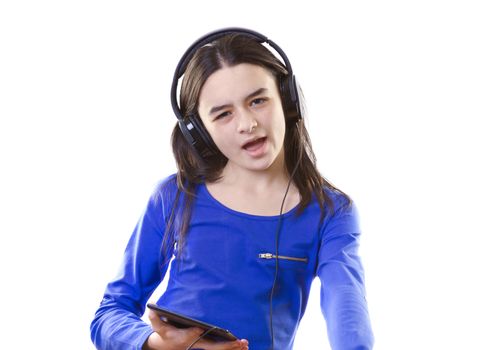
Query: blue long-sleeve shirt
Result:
<box><xmin>90</xmin><ymin>174</ymin><xmax>374</xmax><ymax>349</ymax></box>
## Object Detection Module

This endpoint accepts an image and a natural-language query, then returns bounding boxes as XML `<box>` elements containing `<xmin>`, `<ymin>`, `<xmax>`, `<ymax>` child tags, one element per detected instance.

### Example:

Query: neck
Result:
<box><xmin>219</xmin><ymin>151</ymin><xmax>292</xmax><ymax>194</ymax></box>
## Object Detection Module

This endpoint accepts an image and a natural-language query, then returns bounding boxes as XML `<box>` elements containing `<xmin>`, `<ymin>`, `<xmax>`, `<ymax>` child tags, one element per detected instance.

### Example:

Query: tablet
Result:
<box><xmin>146</xmin><ymin>303</ymin><xmax>238</xmax><ymax>341</ymax></box>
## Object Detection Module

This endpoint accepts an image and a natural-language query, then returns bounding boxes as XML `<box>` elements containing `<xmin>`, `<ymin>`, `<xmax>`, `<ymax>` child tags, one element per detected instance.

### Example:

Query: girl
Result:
<box><xmin>90</xmin><ymin>28</ymin><xmax>374</xmax><ymax>350</ymax></box>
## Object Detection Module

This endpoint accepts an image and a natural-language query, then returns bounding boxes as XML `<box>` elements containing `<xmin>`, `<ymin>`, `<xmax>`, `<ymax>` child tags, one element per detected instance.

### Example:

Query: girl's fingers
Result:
<box><xmin>239</xmin><ymin>339</ymin><xmax>249</xmax><ymax>349</ymax></box>
<box><xmin>147</xmin><ymin>309</ymin><xmax>162</xmax><ymax>329</ymax></box>
<box><xmin>147</xmin><ymin>309</ymin><xmax>178</xmax><ymax>334</ymax></box>
<box><xmin>198</xmin><ymin>338</ymin><xmax>248</xmax><ymax>350</ymax></box>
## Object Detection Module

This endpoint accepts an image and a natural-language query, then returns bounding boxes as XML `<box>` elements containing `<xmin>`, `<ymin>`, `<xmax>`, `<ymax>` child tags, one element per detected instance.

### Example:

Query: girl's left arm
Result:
<box><xmin>317</xmin><ymin>197</ymin><xmax>375</xmax><ymax>350</ymax></box>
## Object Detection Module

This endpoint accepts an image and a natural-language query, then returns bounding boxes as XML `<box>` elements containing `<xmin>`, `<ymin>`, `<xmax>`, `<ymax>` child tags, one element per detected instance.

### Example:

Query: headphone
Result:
<box><xmin>170</xmin><ymin>27</ymin><xmax>304</xmax><ymax>160</ymax></box>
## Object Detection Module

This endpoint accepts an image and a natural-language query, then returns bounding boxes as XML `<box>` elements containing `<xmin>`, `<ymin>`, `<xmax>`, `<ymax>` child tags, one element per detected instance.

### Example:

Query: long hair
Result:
<box><xmin>164</xmin><ymin>33</ymin><xmax>350</xmax><ymax>261</ymax></box>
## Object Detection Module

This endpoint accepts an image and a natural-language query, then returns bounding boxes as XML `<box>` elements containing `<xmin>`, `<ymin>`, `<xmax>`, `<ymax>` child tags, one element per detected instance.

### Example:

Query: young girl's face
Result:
<box><xmin>197</xmin><ymin>63</ymin><xmax>286</xmax><ymax>173</ymax></box>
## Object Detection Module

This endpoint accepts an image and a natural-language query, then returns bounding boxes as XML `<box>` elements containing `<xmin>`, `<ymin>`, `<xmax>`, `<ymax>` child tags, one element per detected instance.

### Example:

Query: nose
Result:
<box><xmin>236</xmin><ymin>109</ymin><xmax>258</xmax><ymax>134</ymax></box>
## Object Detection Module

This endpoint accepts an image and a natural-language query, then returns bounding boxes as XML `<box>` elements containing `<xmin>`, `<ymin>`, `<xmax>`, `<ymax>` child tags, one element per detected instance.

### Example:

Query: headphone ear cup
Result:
<box><xmin>280</xmin><ymin>74</ymin><xmax>303</xmax><ymax>123</ymax></box>
<box><xmin>178</xmin><ymin>114</ymin><xmax>219</xmax><ymax>159</ymax></box>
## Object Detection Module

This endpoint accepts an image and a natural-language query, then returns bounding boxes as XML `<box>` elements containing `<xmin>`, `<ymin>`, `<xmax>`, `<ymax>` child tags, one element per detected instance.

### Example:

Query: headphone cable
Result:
<box><xmin>185</xmin><ymin>327</ymin><xmax>218</xmax><ymax>350</ymax></box>
<box><xmin>269</xmin><ymin>161</ymin><xmax>300</xmax><ymax>350</ymax></box>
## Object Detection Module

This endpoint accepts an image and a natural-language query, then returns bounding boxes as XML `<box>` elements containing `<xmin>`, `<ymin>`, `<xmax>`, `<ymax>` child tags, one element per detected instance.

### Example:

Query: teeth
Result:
<box><xmin>244</xmin><ymin>138</ymin><xmax>264</xmax><ymax>150</ymax></box>
<box><xmin>246</xmin><ymin>139</ymin><xmax>260</xmax><ymax>146</ymax></box>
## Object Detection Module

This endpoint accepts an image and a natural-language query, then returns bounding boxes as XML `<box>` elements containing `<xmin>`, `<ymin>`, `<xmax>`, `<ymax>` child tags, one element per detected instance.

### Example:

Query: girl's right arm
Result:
<box><xmin>90</xmin><ymin>178</ymin><xmax>175</xmax><ymax>350</ymax></box>
<box><xmin>90</xmin><ymin>177</ymin><xmax>249</xmax><ymax>350</ymax></box>
<box><xmin>90</xmin><ymin>177</ymin><xmax>247</xmax><ymax>350</ymax></box>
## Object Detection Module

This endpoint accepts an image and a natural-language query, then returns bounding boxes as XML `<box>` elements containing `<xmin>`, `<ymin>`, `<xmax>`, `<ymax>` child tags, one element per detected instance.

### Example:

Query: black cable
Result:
<box><xmin>185</xmin><ymin>327</ymin><xmax>218</xmax><ymax>350</ymax></box>
<box><xmin>269</xmin><ymin>162</ymin><xmax>300</xmax><ymax>350</ymax></box>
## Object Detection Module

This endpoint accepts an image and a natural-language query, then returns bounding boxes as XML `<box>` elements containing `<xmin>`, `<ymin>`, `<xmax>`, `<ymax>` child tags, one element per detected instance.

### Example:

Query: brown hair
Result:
<box><xmin>163</xmin><ymin>33</ymin><xmax>350</xmax><ymax>261</ymax></box>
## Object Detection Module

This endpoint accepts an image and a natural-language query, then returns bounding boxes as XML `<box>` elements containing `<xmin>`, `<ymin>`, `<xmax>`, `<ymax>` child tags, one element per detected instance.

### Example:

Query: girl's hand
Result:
<box><xmin>144</xmin><ymin>310</ymin><xmax>249</xmax><ymax>350</ymax></box>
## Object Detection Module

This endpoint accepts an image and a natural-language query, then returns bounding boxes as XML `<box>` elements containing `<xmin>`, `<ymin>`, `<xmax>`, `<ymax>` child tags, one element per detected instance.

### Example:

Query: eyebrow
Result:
<box><xmin>208</xmin><ymin>88</ymin><xmax>268</xmax><ymax>115</ymax></box>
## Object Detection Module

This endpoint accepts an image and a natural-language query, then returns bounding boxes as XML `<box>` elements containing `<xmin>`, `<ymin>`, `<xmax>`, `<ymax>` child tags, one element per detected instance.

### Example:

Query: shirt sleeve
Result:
<box><xmin>90</xmin><ymin>177</ymin><xmax>177</xmax><ymax>350</ymax></box>
<box><xmin>317</xmin><ymin>195</ymin><xmax>374</xmax><ymax>350</ymax></box>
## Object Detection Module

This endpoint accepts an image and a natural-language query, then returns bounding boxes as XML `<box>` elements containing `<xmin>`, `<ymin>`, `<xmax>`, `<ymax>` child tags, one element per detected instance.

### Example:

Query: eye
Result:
<box><xmin>214</xmin><ymin>111</ymin><xmax>231</xmax><ymax>120</ymax></box>
<box><xmin>250</xmin><ymin>97</ymin><xmax>267</xmax><ymax>107</ymax></box>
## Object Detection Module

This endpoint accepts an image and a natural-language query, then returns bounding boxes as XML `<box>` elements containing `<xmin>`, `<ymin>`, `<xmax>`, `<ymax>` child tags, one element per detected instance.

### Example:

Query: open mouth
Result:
<box><xmin>242</xmin><ymin>137</ymin><xmax>267</xmax><ymax>151</ymax></box>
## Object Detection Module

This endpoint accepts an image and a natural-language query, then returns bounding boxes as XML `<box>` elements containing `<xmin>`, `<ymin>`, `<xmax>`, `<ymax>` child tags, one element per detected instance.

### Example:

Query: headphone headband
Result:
<box><xmin>171</xmin><ymin>27</ymin><xmax>294</xmax><ymax>121</ymax></box>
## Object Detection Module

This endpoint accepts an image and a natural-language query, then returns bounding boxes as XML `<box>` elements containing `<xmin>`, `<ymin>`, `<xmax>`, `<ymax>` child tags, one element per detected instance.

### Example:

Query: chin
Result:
<box><xmin>246</xmin><ymin>157</ymin><xmax>280</xmax><ymax>171</ymax></box>
<box><xmin>225</xmin><ymin>150</ymin><xmax>282</xmax><ymax>172</ymax></box>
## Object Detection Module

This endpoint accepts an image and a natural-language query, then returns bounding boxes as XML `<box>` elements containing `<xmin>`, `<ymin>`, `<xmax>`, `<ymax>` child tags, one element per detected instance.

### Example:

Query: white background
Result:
<box><xmin>1</xmin><ymin>1</ymin><xmax>498</xmax><ymax>349</ymax></box>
